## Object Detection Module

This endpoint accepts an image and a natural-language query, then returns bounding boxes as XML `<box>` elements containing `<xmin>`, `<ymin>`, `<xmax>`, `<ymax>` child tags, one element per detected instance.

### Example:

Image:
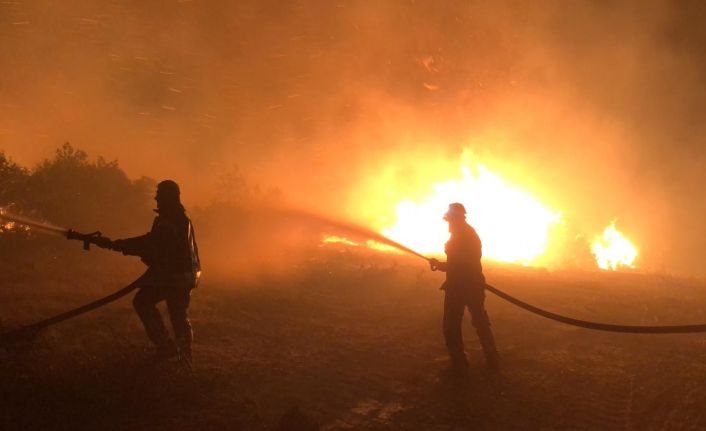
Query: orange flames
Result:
<box><xmin>323</xmin><ymin>157</ymin><xmax>639</xmax><ymax>271</ymax></box>
<box><xmin>381</xmin><ymin>165</ymin><xmax>562</xmax><ymax>265</ymax></box>
<box><xmin>591</xmin><ymin>221</ymin><xmax>638</xmax><ymax>270</ymax></box>
<box><xmin>0</xmin><ymin>208</ymin><xmax>14</xmax><ymax>231</ymax></box>
<box><xmin>322</xmin><ymin>235</ymin><xmax>359</xmax><ymax>247</ymax></box>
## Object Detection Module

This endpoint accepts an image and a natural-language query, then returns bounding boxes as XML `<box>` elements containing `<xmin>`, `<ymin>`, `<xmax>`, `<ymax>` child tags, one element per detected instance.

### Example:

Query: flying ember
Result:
<box><xmin>591</xmin><ymin>221</ymin><xmax>638</xmax><ymax>270</ymax></box>
<box><xmin>381</xmin><ymin>165</ymin><xmax>561</xmax><ymax>265</ymax></box>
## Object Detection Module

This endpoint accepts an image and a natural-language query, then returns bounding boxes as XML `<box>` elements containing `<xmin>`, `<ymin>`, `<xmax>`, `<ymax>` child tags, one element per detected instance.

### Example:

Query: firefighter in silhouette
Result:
<box><xmin>429</xmin><ymin>203</ymin><xmax>499</xmax><ymax>375</ymax></box>
<box><xmin>93</xmin><ymin>180</ymin><xmax>201</xmax><ymax>362</ymax></box>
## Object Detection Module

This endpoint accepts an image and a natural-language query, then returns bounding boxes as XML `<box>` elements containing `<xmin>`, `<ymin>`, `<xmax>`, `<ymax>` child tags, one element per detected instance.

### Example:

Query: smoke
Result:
<box><xmin>1</xmin><ymin>1</ymin><xmax>705</xmax><ymax>274</ymax></box>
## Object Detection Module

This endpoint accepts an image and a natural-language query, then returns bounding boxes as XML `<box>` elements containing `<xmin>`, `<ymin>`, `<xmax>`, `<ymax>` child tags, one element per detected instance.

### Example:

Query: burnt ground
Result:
<box><xmin>2</xmin><ymin>252</ymin><xmax>706</xmax><ymax>430</ymax></box>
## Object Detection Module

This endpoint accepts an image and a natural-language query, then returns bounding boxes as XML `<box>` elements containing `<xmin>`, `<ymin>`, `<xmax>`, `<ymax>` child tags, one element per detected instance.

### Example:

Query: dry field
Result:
<box><xmin>2</xmin><ymin>249</ymin><xmax>706</xmax><ymax>430</ymax></box>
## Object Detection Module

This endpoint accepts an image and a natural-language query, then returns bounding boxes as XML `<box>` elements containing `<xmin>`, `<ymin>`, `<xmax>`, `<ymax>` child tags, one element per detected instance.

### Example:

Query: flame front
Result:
<box><xmin>325</xmin><ymin>157</ymin><xmax>640</xmax><ymax>271</ymax></box>
<box><xmin>591</xmin><ymin>222</ymin><xmax>638</xmax><ymax>270</ymax></box>
<box><xmin>322</xmin><ymin>235</ymin><xmax>400</xmax><ymax>253</ymax></box>
<box><xmin>381</xmin><ymin>165</ymin><xmax>561</xmax><ymax>265</ymax></box>
<box><xmin>322</xmin><ymin>235</ymin><xmax>359</xmax><ymax>247</ymax></box>
<box><xmin>0</xmin><ymin>209</ymin><xmax>16</xmax><ymax>232</ymax></box>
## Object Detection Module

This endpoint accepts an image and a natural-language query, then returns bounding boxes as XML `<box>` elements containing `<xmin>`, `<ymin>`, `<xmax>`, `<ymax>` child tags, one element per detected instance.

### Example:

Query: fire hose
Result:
<box><xmin>0</xmin><ymin>283</ymin><xmax>139</xmax><ymax>345</ymax></box>
<box><xmin>3</xmin><ymin>209</ymin><xmax>706</xmax><ymax>349</ymax></box>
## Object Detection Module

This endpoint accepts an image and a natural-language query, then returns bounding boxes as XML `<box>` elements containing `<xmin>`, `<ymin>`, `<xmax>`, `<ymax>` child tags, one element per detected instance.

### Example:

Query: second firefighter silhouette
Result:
<box><xmin>429</xmin><ymin>203</ymin><xmax>499</xmax><ymax>373</ymax></box>
<box><xmin>94</xmin><ymin>180</ymin><xmax>201</xmax><ymax>362</ymax></box>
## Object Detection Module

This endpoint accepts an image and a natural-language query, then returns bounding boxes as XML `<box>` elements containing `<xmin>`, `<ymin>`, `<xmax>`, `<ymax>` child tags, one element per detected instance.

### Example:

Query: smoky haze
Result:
<box><xmin>1</xmin><ymin>0</ymin><xmax>705</xmax><ymax>275</ymax></box>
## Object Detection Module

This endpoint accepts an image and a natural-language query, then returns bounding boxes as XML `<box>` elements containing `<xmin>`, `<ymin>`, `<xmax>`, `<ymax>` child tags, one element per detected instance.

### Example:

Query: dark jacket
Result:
<box><xmin>113</xmin><ymin>210</ymin><xmax>200</xmax><ymax>274</ymax></box>
<box><xmin>444</xmin><ymin>222</ymin><xmax>485</xmax><ymax>288</ymax></box>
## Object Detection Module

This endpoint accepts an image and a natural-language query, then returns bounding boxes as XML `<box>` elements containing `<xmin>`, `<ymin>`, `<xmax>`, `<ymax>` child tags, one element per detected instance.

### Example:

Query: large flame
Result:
<box><xmin>591</xmin><ymin>221</ymin><xmax>638</xmax><ymax>270</ymax></box>
<box><xmin>324</xmin><ymin>153</ymin><xmax>639</xmax><ymax>271</ymax></box>
<box><xmin>381</xmin><ymin>165</ymin><xmax>561</xmax><ymax>265</ymax></box>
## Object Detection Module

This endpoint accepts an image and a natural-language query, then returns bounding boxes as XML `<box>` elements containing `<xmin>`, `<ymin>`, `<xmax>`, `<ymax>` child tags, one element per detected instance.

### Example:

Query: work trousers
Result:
<box><xmin>132</xmin><ymin>270</ymin><xmax>195</xmax><ymax>353</ymax></box>
<box><xmin>443</xmin><ymin>284</ymin><xmax>497</xmax><ymax>366</ymax></box>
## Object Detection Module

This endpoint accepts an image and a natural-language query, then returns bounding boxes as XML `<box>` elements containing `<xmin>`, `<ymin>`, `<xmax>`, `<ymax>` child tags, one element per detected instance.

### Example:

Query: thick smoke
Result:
<box><xmin>1</xmin><ymin>1</ymin><xmax>705</xmax><ymax>275</ymax></box>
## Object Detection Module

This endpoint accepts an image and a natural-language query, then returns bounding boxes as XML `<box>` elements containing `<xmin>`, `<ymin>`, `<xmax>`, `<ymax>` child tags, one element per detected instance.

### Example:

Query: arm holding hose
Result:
<box><xmin>66</xmin><ymin>230</ymin><xmax>114</xmax><ymax>251</ymax></box>
<box><xmin>66</xmin><ymin>229</ymin><xmax>150</xmax><ymax>256</ymax></box>
<box><xmin>429</xmin><ymin>258</ymin><xmax>448</xmax><ymax>272</ymax></box>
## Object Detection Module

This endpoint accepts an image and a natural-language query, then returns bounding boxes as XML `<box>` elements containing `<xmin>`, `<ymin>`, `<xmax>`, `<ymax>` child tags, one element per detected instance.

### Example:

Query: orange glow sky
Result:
<box><xmin>1</xmin><ymin>1</ymin><xmax>705</xmax><ymax>275</ymax></box>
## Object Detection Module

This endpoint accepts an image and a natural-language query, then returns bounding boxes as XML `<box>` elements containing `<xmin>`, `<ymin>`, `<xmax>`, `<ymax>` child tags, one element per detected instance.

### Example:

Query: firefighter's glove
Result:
<box><xmin>429</xmin><ymin>258</ymin><xmax>440</xmax><ymax>271</ymax></box>
<box><xmin>110</xmin><ymin>239</ymin><xmax>126</xmax><ymax>253</ymax></box>
<box><xmin>92</xmin><ymin>236</ymin><xmax>115</xmax><ymax>250</ymax></box>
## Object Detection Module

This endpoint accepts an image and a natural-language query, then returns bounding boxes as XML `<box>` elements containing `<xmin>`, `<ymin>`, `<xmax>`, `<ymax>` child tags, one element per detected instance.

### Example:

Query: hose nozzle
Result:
<box><xmin>66</xmin><ymin>230</ymin><xmax>104</xmax><ymax>250</ymax></box>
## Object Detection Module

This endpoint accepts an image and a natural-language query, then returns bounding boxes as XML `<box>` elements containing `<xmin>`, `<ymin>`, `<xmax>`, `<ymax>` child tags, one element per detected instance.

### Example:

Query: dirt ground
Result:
<box><xmin>3</xmin><ymin>251</ymin><xmax>706</xmax><ymax>430</ymax></box>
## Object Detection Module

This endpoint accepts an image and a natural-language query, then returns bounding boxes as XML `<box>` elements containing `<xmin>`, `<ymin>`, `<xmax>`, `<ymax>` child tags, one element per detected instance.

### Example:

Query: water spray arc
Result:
<box><xmin>0</xmin><ymin>210</ymin><xmax>112</xmax><ymax>249</ymax></box>
<box><xmin>0</xmin><ymin>210</ymin><xmax>68</xmax><ymax>236</ymax></box>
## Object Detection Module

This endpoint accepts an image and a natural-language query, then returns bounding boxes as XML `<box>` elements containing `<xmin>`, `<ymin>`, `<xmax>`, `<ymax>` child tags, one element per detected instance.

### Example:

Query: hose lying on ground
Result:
<box><xmin>483</xmin><ymin>283</ymin><xmax>706</xmax><ymax>334</ymax></box>
<box><xmin>0</xmin><ymin>282</ymin><xmax>139</xmax><ymax>346</ymax></box>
